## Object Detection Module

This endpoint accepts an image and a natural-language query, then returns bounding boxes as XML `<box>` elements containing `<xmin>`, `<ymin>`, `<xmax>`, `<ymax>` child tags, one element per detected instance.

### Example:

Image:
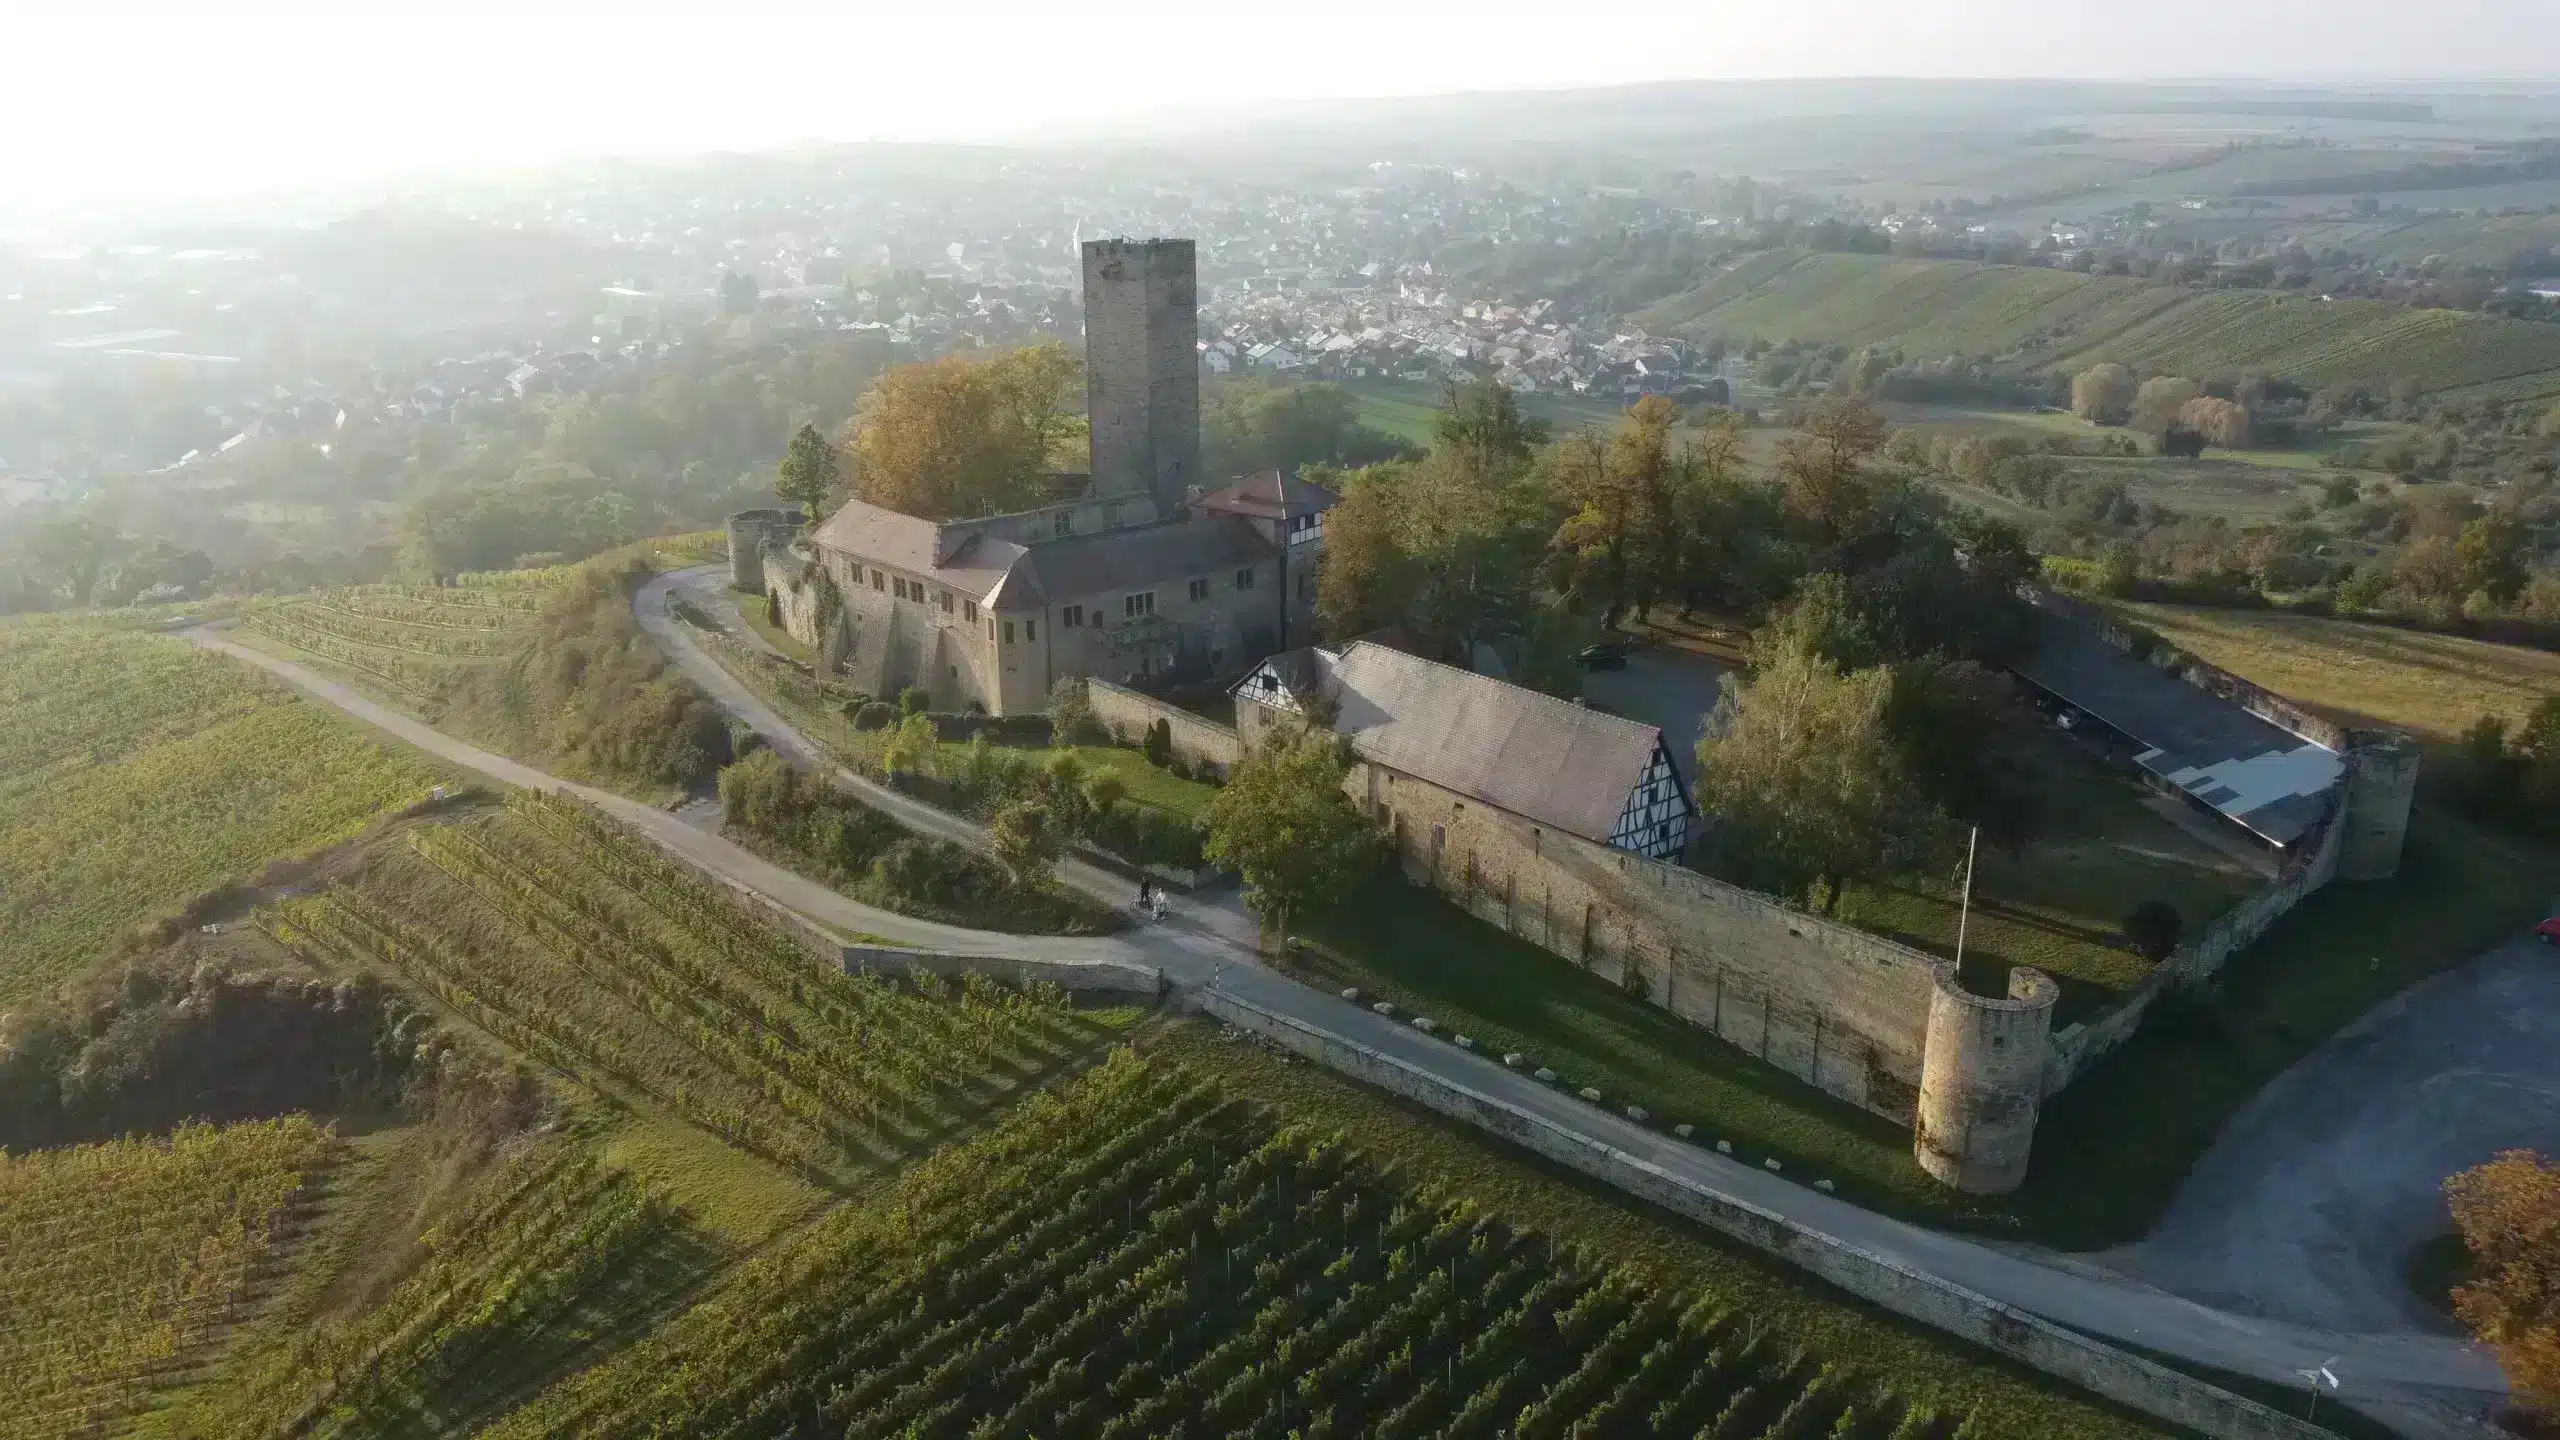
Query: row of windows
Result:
<box><xmin>863</xmin><ymin>564</ymin><xmax>1260</xmax><ymax>640</ymax></box>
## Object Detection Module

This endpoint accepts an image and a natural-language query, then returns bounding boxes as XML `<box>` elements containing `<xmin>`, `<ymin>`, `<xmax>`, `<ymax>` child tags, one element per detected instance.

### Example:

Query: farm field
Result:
<box><xmin>273</xmin><ymin>789</ymin><xmax>1122</xmax><ymax>1187</ymax></box>
<box><xmin>484</xmin><ymin>1045</ymin><xmax>2169</xmax><ymax>1440</ymax></box>
<box><xmin>1339</xmin><ymin>376</ymin><xmax>1638</xmax><ymax>446</ymax></box>
<box><xmin>1639</xmin><ymin>250</ymin><xmax>2560</xmax><ymax>402</ymax></box>
<box><xmin>2112</xmin><ymin>602</ymin><xmax>2560</xmax><ymax>742</ymax></box>
<box><xmin>0</xmin><ymin>618</ymin><xmax>446</xmax><ymax>1004</ymax></box>
<box><xmin>0</xmin><ymin>1117</ymin><xmax>336</xmax><ymax>1440</ymax></box>
<box><xmin>235</xmin><ymin>537</ymin><xmax>732</xmax><ymax>804</ymax></box>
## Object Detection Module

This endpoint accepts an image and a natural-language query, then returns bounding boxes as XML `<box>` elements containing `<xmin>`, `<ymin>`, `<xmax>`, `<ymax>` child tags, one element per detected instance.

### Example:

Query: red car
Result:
<box><xmin>2540</xmin><ymin>917</ymin><xmax>2560</xmax><ymax>945</ymax></box>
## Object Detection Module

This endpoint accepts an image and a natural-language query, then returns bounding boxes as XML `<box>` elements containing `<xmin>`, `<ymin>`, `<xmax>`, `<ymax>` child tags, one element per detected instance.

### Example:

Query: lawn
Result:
<box><xmin>1835</xmin><ymin>732</ymin><xmax>2262</xmax><ymax>1026</ymax></box>
<box><xmin>2113</xmin><ymin>601</ymin><xmax>2560</xmax><ymax>742</ymax></box>
<box><xmin>2019</xmin><ymin>808</ymin><xmax>2557</xmax><ymax>1247</ymax></box>
<box><xmin>1339</xmin><ymin>377</ymin><xmax>1640</xmax><ymax>445</ymax></box>
<box><xmin>1286</xmin><ymin>882</ymin><xmax>1966</xmax><ymax>1224</ymax></box>
<box><xmin>1155</xmin><ymin>1021</ymin><xmax>2180</xmax><ymax>1440</ymax></box>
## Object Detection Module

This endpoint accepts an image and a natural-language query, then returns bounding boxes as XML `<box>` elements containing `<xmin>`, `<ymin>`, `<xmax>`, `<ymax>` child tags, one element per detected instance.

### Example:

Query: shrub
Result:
<box><xmin>853</xmin><ymin>701</ymin><xmax>897</xmax><ymax>731</ymax></box>
<box><xmin>1167</xmin><ymin>753</ymin><xmax>1194</xmax><ymax>782</ymax></box>
<box><xmin>899</xmin><ymin>686</ymin><xmax>931</xmax><ymax>717</ymax></box>
<box><xmin>1048</xmin><ymin>674</ymin><xmax>1102</xmax><ymax>745</ymax></box>
<box><xmin>2123</xmin><ymin>899</ymin><xmax>2184</xmax><ymax>962</ymax></box>
<box><xmin>1143</xmin><ymin>718</ymin><xmax>1174</xmax><ymax>768</ymax></box>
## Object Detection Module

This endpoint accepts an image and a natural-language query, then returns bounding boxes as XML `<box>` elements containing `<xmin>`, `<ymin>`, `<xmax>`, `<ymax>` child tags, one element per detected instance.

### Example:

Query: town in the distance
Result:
<box><xmin>5</xmin><ymin>63</ymin><xmax>2560</xmax><ymax>1440</ymax></box>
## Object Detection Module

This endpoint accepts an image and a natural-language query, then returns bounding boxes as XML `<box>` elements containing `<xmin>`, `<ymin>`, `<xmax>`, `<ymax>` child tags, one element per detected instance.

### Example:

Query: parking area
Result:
<box><xmin>1577</xmin><ymin>641</ymin><xmax>1733</xmax><ymax>789</ymax></box>
<box><xmin>2112</xmin><ymin>938</ymin><xmax>2560</xmax><ymax>1334</ymax></box>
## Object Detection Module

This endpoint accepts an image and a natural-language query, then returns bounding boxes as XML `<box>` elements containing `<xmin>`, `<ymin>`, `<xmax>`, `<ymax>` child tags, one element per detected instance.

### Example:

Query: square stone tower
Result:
<box><xmin>1082</xmin><ymin>238</ymin><xmax>1199</xmax><ymax>514</ymax></box>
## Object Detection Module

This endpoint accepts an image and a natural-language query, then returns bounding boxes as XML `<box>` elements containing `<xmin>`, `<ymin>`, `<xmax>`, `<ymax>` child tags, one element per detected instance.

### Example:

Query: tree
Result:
<box><xmin>2446</xmin><ymin>1149</ymin><xmax>2560</xmax><ymax>1410</ymax></box>
<box><xmin>2132</xmin><ymin>377</ymin><xmax>2202</xmax><ymax>435</ymax></box>
<box><xmin>1048</xmin><ymin>674</ymin><xmax>1100</xmax><ymax>745</ymax></box>
<box><xmin>846</xmin><ymin>345</ymin><xmax>1077</xmax><ymax>519</ymax></box>
<box><xmin>720</xmin><ymin>270</ymin><xmax>759</xmax><ymax>316</ymax></box>
<box><xmin>883</xmin><ymin>714</ymin><xmax>937</xmax><ymax>777</ymax></box>
<box><xmin>1436</xmin><ymin>380</ymin><xmax>1552</xmax><ymax>461</ymax></box>
<box><xmin>1693</xmin><ymin>645</ymin><xmax>1945</xmax><ymax>909</ymax></box>
<box><xmin>1547</xmin><ymin>395</ymin><xmax>1690</xmax><ymax>624</ymax></box>
<box><xmin>988</xmin><ymin>801</ymin><xmax>1061</xmax><ymax>886</ymax></box>
<box><xmin>2122</xmin><ymin>900</ymin><xmax>2184</xmax><ymax>962</ymax></box>
<box><xmin>1142</xmin><ymin>718</ymin><xmax>1173</xmax><ymax>768</ymax></box>
<box><xmin>2175</xmin><ymin>396</ymin><xmax>2252</xmax><ymax>449</ymax></box>
<box><xmin>899</xmin><ymin>686</ymin><xmax>931</xmax><ymax>717</ymax></box>
<box><xmin>1202</xmin><ymin>382</ymin><xmax>1409</xmax><ymax>477</ymax></box>
<box><xmin>2070</xmin><ymin>363</ymin><xmax>2137</xmax><ymax>424</ymax></box>
<box><xmin>1203</xmin><ymin>731</ymin><xmax>1377</xmax><ymax>944</ymax></box>
<box><xmin>1775</xmin><ymin>397</ymin><xmax>1892</xmax><ymax>545</ymax></box>
<box><xmin>775</xmin><ymin>423</ymin><xmax>840</xmax><ymax>515</ymax></box>
<box><xmin>2457</xmin><ymin>511</ymin><xmax>2529</xmax><ymax>606</ymax></box>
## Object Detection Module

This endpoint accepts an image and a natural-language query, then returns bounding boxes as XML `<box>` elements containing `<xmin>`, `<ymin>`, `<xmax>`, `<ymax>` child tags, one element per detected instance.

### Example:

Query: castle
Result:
<box><xmin>733</xmin><ymin>238</ymin><xmax>1335</xmax><ymax>714</ymax></box>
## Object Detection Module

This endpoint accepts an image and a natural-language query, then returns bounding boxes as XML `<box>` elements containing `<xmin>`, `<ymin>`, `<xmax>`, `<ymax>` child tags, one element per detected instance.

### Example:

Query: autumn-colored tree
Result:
<box><xmin>1775</xmin><ymin>396</ymin><xmax>1893</xmax><ymax>544</ymax></box>
<box><xmin>2069</xmin><ymin>363</ymin><xmax>2136</xmax><ymax>424</ymax></box>
<box><xmin>846</xmin><ymin>344</ymin><xmax>1079</xmax><ymax>519</ymax></box>
<box><xmin>1548</xmin><ymin>394</ymin><xmax>1691</xmax><ymax>624</ymax></box>
<box><xmin>2131</xmin><ymin>376</ymin><xmax>2202</xmax><ymax>435</ymax></box>
<box><xmin>2446</xmin><ymin>1149</ymin><xmax>2560</xmax><ymax>1410</ymax></box>
<box><xmin>988</xmin><ymin>800</ymin><xmax>1062</xmax><ymax>885</ymax></box>
<box><xmin>2175</xmin><ymin>395</ymin><xmax>2252</xmax><ymax>449</ymax></box>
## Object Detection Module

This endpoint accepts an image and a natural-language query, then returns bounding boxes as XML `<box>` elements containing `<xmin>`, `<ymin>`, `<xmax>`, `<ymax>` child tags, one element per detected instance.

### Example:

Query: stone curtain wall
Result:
<box><xmin>2043</xmin><ymin>802</ymin><xmax>2347</xmax><ymax>1094</ymax></box>
<box><xmin>1366</xmin><ymin>759</ymin><xmax>1943</xmax><ymax>1125</ymax></box>
<box><xmin>1085</xmin><ymin>680</ymin><xmax>1243</xmax><ymax>778</ymax></box>
<box><xmin>1197</xmin><ymin>990</ymin><xmax>2333</xmax><ymax>1440</ymax></box>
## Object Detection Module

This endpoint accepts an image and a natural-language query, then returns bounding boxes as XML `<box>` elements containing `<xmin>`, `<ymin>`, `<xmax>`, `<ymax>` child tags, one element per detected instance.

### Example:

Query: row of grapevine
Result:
<box><xmin>0</xmin><ymin>1117</ymin><xmax>335</xmax><ymax>1440</ymax></box>
<box><xmin>478</xmin><ymin>1052</ymin><xmax>1966</xmax><ymax>1440</ymax></box>
<box><xmin>269</xmin><ymin>793</ymin><xmax>1107</xmax><ymax>1186</ymax></box>
<box><xmin>173</xmin><ymin>1140</ymin><xmax>683</xmax><ymax>1440</ymax></box>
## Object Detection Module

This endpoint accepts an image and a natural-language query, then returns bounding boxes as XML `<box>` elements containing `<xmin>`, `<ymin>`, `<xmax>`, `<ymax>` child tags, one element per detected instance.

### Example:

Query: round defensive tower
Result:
<box><xmin>2335</xmin><ymin>735</ymin><xmax>2420</xmax><ymax>882</ymax></box>
<box><xmin>724</xmin><ymin>508</ymin><xmax>802</xmax><ymax>595</ymax></box>
<box><xmin>1914</xmin><ymin>965</ymin><xmax>2059</xmax><ymax>1195</ymax></box>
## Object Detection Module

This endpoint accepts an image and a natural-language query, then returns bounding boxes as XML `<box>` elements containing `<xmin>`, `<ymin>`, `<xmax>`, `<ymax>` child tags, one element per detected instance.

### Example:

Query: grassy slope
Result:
<box><xmin>0</xmin><ymin>620</ymin><xmax>447</xmax><ymax>1004</ymax></box>
<box><xmin>1639</xmin><ymin>250</ymin><xmax>2560</xmax><ymax>401</ymax></box>
<box><xmin>2114</xmin><ymin>602</ymin><xmax>2560</xmax><ymax>742</ymax></box>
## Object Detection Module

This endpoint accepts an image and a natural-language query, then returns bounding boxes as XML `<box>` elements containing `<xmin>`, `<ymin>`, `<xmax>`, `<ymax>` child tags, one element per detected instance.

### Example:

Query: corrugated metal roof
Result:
<box><xmin>1321</xmin><ymin>641</ymin><xmax>1663</xmax><ymax>845</ymax></box>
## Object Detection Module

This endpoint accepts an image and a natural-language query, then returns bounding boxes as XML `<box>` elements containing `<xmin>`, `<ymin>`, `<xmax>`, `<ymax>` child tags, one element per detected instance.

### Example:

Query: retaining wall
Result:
<box><xmin>1197</xmin><ymin>989</ymin><xmax>2332</xmax><ymax>1440</ymax></box>
<box><xmin>1086</xmin><ymin>679</ymin><xmax>1242</xmax><ymax>778</ymax></box>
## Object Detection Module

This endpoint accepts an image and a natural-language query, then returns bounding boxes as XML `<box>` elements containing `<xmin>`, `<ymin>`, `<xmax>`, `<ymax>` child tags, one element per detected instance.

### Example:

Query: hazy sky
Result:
<box><xmin>6</xmin><ymin>0</ymin><xmax>2557</xmax><ymax>212</ymax></box>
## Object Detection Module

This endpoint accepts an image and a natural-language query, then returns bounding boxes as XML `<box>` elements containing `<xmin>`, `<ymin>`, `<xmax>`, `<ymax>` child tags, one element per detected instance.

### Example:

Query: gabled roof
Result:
<box><xmin>812</xmin><ymin>499</ymin><xmax>1275</xmax><ymax>612</ymax></box>
<box><xmin>1254</xmin><ymin>640</ymin><xmax>1675</xmax><ymax>846</ymax></box>
<box><xmin>1194</xmin><ymin>469</ymin><xmax>1340</xmax><ymax>522</ymax></box>
<box><xmin>810</xmin><ymin>497</ymin><xmax>1028</xmax><ymax>603</ymax></box>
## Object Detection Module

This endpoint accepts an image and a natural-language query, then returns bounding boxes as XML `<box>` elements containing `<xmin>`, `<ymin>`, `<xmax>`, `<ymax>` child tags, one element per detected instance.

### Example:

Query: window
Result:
<box><xmin>1002</xmin><ymin>620</ymin><xmax>1015</xmax><ymax>644</ymax></box>
<box><xmin>1235</xmin><ymin>566</ymin><xmax>1255</xmax><ymax>590</ymax></box>
<box><xmin>964</xmin><ymin>600</ymin><xmax>978</xmax><ymax>622</ymax></box>
<box><xmin>870</xmin><ymin>569</ymin><xmax>885</xmax><ymax>592</ymax></box>
<box><xmin>938</xmin><ymin>591</ymin><xmax>952</xmax><ymax>614</ymax></box>
<box><xmin>1053</xmin><ymin>511</ymin><xmax>1074</xmax><ymax>537</ymax></box>
<box><xmin>1063</xmin><ymin>604</ymin><xmax>1083</xmax><ymax>628</ymax></box>
<box><xmin>988</xmin><ymin>618</ymin><xmax>996</xmax><ymax>642</ymax></box>
<box><xmin>1187</xmin><ymin>578</ymin><xmax>1209</xmax><ymax>603</ymax></box>
<box><xmin>1025</xmin><ymin>621</ymin><xmax>1036</xmax><ymax>642</ymax></box>
<box><xmin>1124</xmin><ymin>591</ymin><xmax>1155</xmax><ymax>619</ymax></box>
<box><xmin>893</xmin><ymin>578</ymin><xmax>910</xmax><ymax>601</ymax></box>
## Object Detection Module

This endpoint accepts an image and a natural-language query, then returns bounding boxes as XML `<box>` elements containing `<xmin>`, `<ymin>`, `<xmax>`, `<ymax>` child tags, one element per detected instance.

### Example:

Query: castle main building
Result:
<box><xmin>752</xmin><ymin>238</ymin><xmax>1335</xmax><ymax>715</ymax></box>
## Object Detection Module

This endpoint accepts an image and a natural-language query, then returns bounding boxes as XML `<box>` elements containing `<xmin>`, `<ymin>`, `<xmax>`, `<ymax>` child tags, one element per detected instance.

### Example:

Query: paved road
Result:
<box><xmin>2117</xmin><ymin>942</ymin><xmax>2560</xmax><ymax>1335</ymax></box>
<box><xmin>188</xmin><ymin>584</ymin><xmax>2508</xmax><ymax>1435</ymax></box>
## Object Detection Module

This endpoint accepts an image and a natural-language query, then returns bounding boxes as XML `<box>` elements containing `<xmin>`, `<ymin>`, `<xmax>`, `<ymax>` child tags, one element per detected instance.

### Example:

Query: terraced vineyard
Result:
<box><xmin>173</xmin><ymin>1140</ymin><xmax>690</xmax><ymax>1440</ymax></box>
<box><xmin>1639</xmin><ymin>249</ymin><xmax>2560</xmax><ymax>401</ymax></box>
<box><xmin>239</xmin><ymin>578</ymin><xmax>551</xmax><ymax>698</ymax></box>
<box><xmin>0</xmin><ymin>1117</ymin><xmax>336</xmax><ymax>1440</ymax></box>
<box><xmin>0</xmin><ymin>619</ymin><xmax>444</xmax><ymax>1002</ymax></box>
<box><xmin>269</xmin><ymin>790</ymin><xmax>1109</xmax><ymax>1184</ymax></box>
<box><xmin>487</xmin><ymin>1050</ymin><xmax>1966</xmax><ymax>1440</ymax></box>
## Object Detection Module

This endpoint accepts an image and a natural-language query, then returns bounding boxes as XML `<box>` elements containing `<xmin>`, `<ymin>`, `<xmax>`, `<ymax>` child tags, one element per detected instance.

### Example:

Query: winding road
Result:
<box><xmin>175</xmin><ymin>567</ymin><xmax>2511</xmax><ymax>1438</ymax></box>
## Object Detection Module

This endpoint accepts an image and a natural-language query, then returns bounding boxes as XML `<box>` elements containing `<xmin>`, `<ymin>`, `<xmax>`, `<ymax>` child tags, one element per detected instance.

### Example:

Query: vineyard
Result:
<box><xmin>0</xmin><ymin>620</ymin><xmax>444</xmax><ymax>1002</ymax></box>
<box><xmin>1638</xmin><ymin>249</ymin><xmax>2560</xmax><ymax>401</ymax></box>
<box><xmin>486</xmin><ymin>1049</ymin><xmax>1973</xmax><ymax>1440</ymax></box>
<box><xmin>171</xmin><ymin>1138</ymin><xmax>696</xmax><ymax>1440</ymax></box>
<box><xmin>237</xmin><ymin>577</ymin><xmax>551</xmax><ymax>700</ymax></box>
<box><xmin>0</xmin><ymin>1117</ymin><xmax>335</xmax><ymax>1440</ymax></box>
<box><xmin>270</xmin><ymin>790</ymin><xmax>1114</xmax><ymax>1184</ymax></box>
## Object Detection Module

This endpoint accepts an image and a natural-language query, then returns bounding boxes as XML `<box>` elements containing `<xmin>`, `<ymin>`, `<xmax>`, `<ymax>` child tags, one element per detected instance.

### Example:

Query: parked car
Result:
<box><xmin>2537</xmin><ymin>916</ymin><xmax>2560</xmax><ymax>945</ymax></box>
<box><xmin>1576</xmin><ymin>642</ymin><xmax>1630</xmax><ymax>671</ymax></box>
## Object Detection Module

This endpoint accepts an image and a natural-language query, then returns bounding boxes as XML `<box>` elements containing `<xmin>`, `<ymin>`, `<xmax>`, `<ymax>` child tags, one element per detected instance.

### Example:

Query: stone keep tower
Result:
<box><xmin>1082</xmin><ymin>238</ymin><xmax>1200</xmax><ymax>514</ymax></box>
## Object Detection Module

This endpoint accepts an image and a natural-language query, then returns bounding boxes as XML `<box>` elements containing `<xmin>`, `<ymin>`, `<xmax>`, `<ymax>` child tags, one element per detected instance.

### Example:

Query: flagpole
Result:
<box><xmin>1954</xmin><ymin>826</ymin><xmax>1979</xmax><ymax>969</ymax></box>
